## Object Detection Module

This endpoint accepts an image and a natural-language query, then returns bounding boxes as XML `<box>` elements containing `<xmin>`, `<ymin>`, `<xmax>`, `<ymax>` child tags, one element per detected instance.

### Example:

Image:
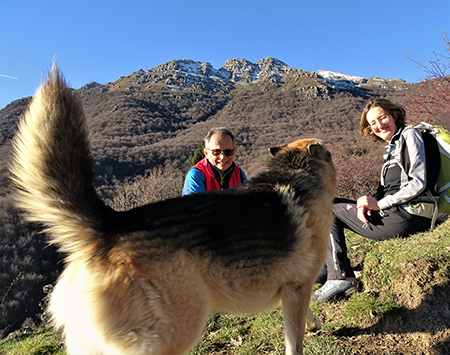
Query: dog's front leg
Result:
<box><xmin>281</xmin><ymin>283</ymin><xmax>319</xmax><ymax>355</ymax></box>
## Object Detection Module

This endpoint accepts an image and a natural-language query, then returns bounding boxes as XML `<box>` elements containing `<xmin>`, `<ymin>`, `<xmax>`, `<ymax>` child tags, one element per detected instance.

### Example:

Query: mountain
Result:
<box><xmin>0</xmin><ymin>57</ymin><xmax>415</xmax><ymax>185</ymax></box>
<box><xmin>84</xmin><ymin>57</ymin><xmax>414</xmax><ymax>99</ymax></box>
<box><xmin>0</xmin><ymin>57</ymin><xmax>416</xmax><ymax>179</ymax></box>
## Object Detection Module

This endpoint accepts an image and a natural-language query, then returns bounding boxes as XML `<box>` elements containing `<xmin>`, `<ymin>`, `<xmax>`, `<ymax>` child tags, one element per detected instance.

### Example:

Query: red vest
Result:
<box><xmin>193</xmin><ymin>158</ymin><xmax>242</xmax><ymax>191</ymax></box>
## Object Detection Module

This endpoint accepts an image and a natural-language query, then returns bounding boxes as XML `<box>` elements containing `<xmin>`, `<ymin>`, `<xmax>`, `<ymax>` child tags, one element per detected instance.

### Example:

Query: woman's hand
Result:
<box><xmin>356</xmin><ymin>195</ymin><xmax>381</xmax><ymax>223</ymax></box>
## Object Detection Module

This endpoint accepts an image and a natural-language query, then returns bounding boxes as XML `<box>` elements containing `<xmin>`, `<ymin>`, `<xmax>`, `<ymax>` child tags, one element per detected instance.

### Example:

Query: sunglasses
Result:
<box><xmin>207</xmin><ymin>148</ymin><xmax>235</xmax><ymax>156</ymax></box>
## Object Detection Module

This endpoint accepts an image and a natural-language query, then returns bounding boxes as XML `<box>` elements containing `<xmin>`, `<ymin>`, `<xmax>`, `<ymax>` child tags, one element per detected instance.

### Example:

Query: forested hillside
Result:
<box><xmin>1</xmin><ymin>54</ymin><xmax>447</xmax><ymax>339</ymax></box>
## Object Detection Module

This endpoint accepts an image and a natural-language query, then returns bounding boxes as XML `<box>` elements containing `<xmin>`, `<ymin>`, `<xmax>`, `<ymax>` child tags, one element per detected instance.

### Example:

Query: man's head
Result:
<box><xmin>204</xmin><ymin>127</ymin><xmax>236</xmax><ymax>172</ymax></box>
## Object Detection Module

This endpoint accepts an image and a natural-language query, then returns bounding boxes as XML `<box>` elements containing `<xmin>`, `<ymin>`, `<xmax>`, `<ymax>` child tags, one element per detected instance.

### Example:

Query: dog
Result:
<box><xmin>9</xmin><ymin>64</ymin><xmax>336</xmax><ymax>355</ymax></box>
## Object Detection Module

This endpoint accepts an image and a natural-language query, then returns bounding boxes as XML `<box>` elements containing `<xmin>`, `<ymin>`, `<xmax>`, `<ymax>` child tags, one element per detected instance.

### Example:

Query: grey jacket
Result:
<box><xmin>375</xmin><ymin>125</ymin><xmax>428</xmax><ymax>210</ymax></box>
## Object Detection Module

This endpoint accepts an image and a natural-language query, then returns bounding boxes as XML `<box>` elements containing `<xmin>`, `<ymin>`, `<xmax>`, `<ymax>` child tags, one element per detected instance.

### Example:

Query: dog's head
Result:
<box><xmin>269</xmin><ymin>138</ymin><xmax>331</xmax><ymax>162</ymax></box>
<box><xmin>267</xmin><ymin>138</ymin><xmax>336</xmax><ymax>197</ymax></box>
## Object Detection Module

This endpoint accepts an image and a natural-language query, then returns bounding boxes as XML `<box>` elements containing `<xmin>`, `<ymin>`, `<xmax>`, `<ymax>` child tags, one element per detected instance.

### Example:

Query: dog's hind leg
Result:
<box><xmin>152</xmin><ymin>300</ymin><xmax>211</xmax><ymax>355</ymax></box>
<box><xmin>281</xmin><ymin>283</ymin><xmax>321</xmax><ymax>355</ymax></box>
<box><xmin>134</xmin><ymin>259</ymin><xmax>213</xmax><ymax>355</ymax></box>
<box><xmin>304</xmin><ymin>306</ymin><xmax>321</xmax><ymax>333</ymax></box>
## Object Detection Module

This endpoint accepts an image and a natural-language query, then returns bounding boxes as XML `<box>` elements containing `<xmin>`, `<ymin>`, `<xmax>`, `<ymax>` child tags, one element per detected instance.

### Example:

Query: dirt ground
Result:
<box><xmin>318</xmin><ymin>259</ymin><xmax>450</xmax><ymax>355</ymax></box>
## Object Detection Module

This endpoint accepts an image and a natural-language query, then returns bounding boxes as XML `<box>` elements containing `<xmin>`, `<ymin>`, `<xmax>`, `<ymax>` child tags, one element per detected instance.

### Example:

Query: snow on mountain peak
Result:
<box><xmin>316</xmin><ymin>69</ymin><xmax>367</xmax><ymax>82</ymax></box>
<box><xmin>316</xmin><ymin>69</ymin><xmax>368</xmax><ymax>90</ymax></box>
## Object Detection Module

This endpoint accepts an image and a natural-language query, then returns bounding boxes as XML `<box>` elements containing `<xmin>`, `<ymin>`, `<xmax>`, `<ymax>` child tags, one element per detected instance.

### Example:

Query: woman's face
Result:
<box><xmin>366</xmin><ymin>107</ymin><xmax>398</xmax><ymax>142</ymax></box>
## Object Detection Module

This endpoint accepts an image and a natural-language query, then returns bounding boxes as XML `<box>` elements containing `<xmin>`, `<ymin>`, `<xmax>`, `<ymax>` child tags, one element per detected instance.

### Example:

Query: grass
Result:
<box><xmin>348</xmin><ymin>219</ymin><xmax>450</xmax><ymax>297</ymax></box>
<box><xmin>1</xmin><ymin>220</ymin><xmax>449</xmax><ymax>354</ymax></box>
<box><xmin>0</xmin><ymin>327</ymin><xmax>64</xmax><ymax>355</ymax></box>
<box><xmin>189</xmin><ymin>309</ymin><xmax>286</xmax><ymax>354</ymax></box>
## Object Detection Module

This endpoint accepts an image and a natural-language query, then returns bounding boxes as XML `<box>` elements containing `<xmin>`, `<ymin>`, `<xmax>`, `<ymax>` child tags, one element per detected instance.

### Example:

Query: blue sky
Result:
<box><xmin>0</xmin><ymin>0</ymin><xmax>448</xmax><ymax>109</ymax></box>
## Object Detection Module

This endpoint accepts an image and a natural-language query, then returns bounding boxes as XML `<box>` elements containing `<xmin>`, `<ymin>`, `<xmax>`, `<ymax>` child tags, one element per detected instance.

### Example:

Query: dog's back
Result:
<box><xmin>10</xmin><ymin>65</ymin><xmax>336</xmax><ymax>355</ymax></box>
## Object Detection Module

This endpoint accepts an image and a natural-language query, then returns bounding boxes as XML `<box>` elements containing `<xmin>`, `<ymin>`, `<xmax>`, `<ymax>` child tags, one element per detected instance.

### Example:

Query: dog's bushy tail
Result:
<box><xmin>10</xmin><ymin>64</ymin><xmax>109</xmax><ymax>258</ymax></box>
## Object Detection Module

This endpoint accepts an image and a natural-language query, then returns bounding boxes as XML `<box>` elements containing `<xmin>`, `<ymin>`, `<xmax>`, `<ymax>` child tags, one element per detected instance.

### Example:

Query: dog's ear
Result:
<box><xmin>308</xmin><ymin>142</ymin><xmax>331</xmax><ymax>159</ymax></box>
<box><xmin>307</xmin><ymin>143</ymin><xmax>322</xmax><ymax>156</ymax></box>
<box><xmin>269</xmin><ymin>144</ymin><xmax>287</xmax><ymax>156</ymax></box>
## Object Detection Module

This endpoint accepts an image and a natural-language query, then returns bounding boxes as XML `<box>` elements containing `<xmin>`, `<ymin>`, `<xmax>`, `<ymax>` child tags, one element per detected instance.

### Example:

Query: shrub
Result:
<box><xmin>330</xmin><ymin>146</ymin><xmax>382</xmax><ymax>200</ymax></box>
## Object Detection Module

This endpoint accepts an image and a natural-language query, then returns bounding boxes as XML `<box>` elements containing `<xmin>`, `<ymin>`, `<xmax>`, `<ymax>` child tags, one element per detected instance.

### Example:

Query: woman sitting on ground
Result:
<box><xmin>312</xmin><ymin>98</ymin><xmax>438</xmax><ymax>303</ymax></box>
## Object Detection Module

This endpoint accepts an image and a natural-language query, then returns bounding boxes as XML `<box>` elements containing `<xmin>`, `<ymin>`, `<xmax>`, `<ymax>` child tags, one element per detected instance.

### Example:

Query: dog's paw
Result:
<box><xmin>305</xmin><ymin>315</ymin><xmax>321</xmax><ymax>332</ymax></box>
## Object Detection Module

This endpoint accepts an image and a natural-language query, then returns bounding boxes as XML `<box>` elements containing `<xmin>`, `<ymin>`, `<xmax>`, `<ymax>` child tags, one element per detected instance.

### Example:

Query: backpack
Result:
<box><xmin>414</xmin><ymin>122</ymin><xmax>450</xmax><ymax>226</ymax></box>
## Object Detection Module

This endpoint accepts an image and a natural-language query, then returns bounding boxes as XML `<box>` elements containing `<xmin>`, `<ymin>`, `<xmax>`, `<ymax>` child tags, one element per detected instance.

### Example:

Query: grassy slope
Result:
<box><xmin>1</xmin><ymin>220</ymin><xmax>449</xmax><ymax>355</ymax></box>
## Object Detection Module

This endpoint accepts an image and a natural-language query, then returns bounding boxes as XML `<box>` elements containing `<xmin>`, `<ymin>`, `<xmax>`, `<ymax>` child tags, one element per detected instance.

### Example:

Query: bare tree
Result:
<box><xmin>406</xmin><ymin>31</ymin><xmax>450</xmax><ymax>126</ymax></box>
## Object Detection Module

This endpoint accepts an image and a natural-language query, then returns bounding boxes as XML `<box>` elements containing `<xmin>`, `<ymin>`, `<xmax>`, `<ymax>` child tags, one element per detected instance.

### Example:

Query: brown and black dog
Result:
<box><xmin>10</xmin><ymin>64</ymin><xmax>336</xmax><ymax>355</ymax></box>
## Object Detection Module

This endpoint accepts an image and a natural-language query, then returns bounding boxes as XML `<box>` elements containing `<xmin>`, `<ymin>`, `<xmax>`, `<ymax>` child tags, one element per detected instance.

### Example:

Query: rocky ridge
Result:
<box><xmin>93</xmin><ymin>57</ymin><xmax>414</xmax><ymax>99</ymax></box>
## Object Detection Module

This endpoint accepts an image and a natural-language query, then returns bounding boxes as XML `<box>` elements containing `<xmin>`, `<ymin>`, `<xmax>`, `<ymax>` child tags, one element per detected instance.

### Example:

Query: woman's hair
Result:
<box><xmin>359</xmin><ymin>98</ymin><xmax>406</xmax><ymax>142</ymax></box>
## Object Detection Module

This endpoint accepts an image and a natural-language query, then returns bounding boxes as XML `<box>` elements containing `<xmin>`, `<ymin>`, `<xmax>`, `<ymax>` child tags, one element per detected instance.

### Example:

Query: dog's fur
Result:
<box><xmin>9</xmin><ymin>65</ymin><xmax>336</xmax><ymax>355</ymax></box>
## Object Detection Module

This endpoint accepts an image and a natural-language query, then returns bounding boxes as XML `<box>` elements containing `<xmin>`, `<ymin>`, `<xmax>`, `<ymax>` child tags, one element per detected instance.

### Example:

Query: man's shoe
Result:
<box><xmin>311</xmin><ymin>279</ymin><xmax>357</xmax><ymax>303</ymax></box>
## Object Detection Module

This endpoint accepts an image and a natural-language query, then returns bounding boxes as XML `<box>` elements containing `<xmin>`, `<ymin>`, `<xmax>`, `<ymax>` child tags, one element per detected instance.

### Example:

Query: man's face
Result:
<box><xmin>204</xmin><ymin>133</ymin><xmax>236</xmax><ymax>172</ymax></box>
